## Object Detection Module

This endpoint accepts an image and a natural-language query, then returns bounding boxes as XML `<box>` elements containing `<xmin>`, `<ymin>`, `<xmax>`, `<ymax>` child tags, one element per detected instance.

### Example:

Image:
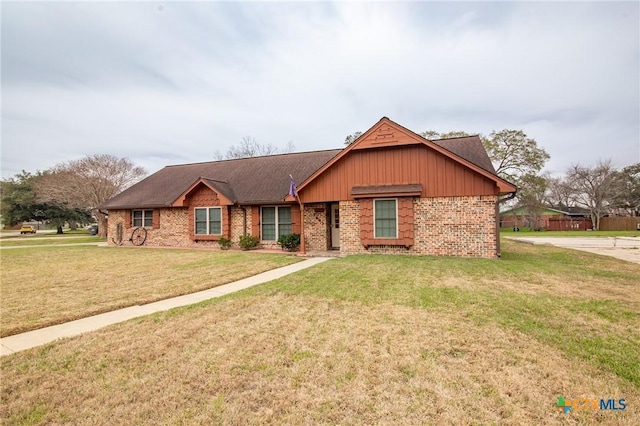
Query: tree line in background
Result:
<box><xmin>3</xmin><ymin>133</ymin><xmax>637</xmax><ymax>236</ymax></box>
<box><xmin>345</xmin><ymin>129</ymin><xmax>640</xmax><ymax>230</ymax></box>
<box><xmin>214</xmin><ymin>136</ymin><xmax>295</xmax><ymax>160</ymax></box>
<box><xmin>2</xmin><ymin>134</ymin><xmax>296</xmax><ymax>237</ymax></box>
<box><xmin>0</xmin><ymin>155</ymin><xmax>146</xmax><ymax>237</ymax></box>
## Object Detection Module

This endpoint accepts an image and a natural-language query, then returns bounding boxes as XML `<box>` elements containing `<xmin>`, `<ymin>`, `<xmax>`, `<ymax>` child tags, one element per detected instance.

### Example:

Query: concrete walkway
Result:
<box><xmin>0</xmin><ymin>257</ymin><xmax>332</xmax><ymax>357</ymax></box>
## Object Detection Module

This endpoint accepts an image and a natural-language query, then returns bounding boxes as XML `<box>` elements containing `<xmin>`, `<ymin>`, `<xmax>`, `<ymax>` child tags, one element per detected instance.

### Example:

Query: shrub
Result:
<box><xmin>277</xmin><ymin>233</ymin><xmax>301</xmax><ymax>252</ymax></box>
<box><xmin>218</xmin><ymin>237</ymin><xmax>232</xmax><ymax>250</ymax></box>
<box><xmin>239</xmin><ymin>235</ymin><xmax>260</xmax><ymax>250</ymax></box>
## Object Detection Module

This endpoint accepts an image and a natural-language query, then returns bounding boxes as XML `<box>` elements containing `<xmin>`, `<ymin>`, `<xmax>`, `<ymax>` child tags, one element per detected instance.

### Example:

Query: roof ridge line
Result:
<box><xmin>164</xmin><ymin>148</ymin><xmax>343</xmax><ymax>168</ymax></box>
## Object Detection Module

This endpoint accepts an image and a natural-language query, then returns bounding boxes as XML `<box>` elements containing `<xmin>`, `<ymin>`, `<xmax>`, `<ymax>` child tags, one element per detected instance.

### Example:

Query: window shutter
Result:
<box><xmin>125</xmin><ymin>210</ymin><xmax>132</xmax><ymax>228</ymax></box>
<box><xmin>251</xmin><ymin>207</ymin><xmax>260</xmax><ymax>237</ymax></box>
<box><xmin>359</xmin><ymin>199</ymin><xmax>373</xmax><ymax>243</ymax></box>
<box><xmin>291</xmin><ymin>204</ymin><xmax>301</xmax><ymax>235</ymax></box>
<box><xmin>152</xmin><ymin>210</ymin><xmax>160</xmax><ymax>229</ymax></box>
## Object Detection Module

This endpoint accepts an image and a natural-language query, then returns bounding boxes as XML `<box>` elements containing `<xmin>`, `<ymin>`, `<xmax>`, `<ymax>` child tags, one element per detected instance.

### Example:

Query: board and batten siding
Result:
<box><xmin>299</xmin><ymin>145</ymin><xmax>498</xmax><ymax>203</ymax></box>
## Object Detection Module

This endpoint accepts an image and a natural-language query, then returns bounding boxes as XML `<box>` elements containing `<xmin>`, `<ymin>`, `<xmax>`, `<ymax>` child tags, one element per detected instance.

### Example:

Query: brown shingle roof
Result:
<box><xmin>100</xmin><ymin>149</ymin><xmax>341</xmax><ymax>209</ymax></box>
<box><xmin>431</xmin><ymin>135</ymin><xmax>497</xmax><ymax>175</ymax></box>
<box><xmin>101</xmin><ymin>119</ymin><xmax>508</xmax><ymax>210</ymax></box>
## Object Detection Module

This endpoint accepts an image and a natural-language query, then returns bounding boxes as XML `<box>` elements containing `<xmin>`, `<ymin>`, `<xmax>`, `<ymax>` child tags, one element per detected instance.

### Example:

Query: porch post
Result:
<box><xmin>299</xmin><ymin>202</ymin><xmax>306</xmax><ymax>254</ymax></box>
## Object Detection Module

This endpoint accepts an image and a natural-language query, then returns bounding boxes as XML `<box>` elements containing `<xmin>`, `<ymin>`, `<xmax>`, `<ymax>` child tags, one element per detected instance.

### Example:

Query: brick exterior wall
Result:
<box><xmin>107</xmin><ymin>195</ymin><xmax>497</xmax><ymax>258</ymax></box>
<box><xmin>106</xmin><ymin>203</ymin><xmax>315</xmax><ymax>251</ymax></box>
<box><xmin>339</xmin><ymin>195</ymin><xmax>497</xmax><ymax>258</ymax></box>
<box><xmin>303</xmin><ymin>203</ymin><xmax>330</xmax><ymax>251</ymax></box>
<box><xmin>230</xmin><ymin>206</ymin><xmax>251</xmax><ymax>249</ymax></box>
<box><xmin>107</xmin><ymin>205</ymin><xmax>272</xmax><ymax>250</ymax></box>
<box><xmin>107</xmin><ymin>208</ymin><xmax>193</xmax><ymax>247</ymax></box>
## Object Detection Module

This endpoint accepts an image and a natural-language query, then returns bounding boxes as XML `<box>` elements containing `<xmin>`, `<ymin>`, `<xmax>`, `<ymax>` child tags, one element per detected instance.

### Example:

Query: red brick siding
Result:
<box><xmin>303</xmin><ymin>203</ymin><xmax>329</xmax><ymax>251</ymax></box>
<box><xmin>107</xmin><ymin>195</ymin><xmax>498</xmax><ymax>258</ymax></box>
<box><xmin>340</xmin><ymin>195</ymin><xmax>497</xmax><ymax>258</ymax></box>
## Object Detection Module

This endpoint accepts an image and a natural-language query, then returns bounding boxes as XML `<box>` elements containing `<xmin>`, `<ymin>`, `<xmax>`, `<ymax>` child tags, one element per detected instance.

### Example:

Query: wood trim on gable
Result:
<box><xmin>295</xmin><ymin>117</ymin><xmax>516</xmax><ymax>200</ymax></box>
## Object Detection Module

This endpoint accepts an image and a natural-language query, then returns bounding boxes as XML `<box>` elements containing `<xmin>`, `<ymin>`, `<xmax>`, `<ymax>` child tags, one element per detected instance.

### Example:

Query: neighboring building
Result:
<box><xmin>101</xmin><ymin>117</ymin><xmax>516</xmax><ymax>258</ymax></box>
<box><xmin>500</xmin><ymin>205</ymin><xmax>591</xmax><ymax>231</ymax></box>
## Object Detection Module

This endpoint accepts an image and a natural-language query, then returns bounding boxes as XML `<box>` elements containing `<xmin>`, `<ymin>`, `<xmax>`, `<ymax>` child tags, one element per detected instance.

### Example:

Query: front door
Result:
<box><xmin>331</xmin><ymin>203</ymin><xmax>340</xmax><ymax>249</ymax></box>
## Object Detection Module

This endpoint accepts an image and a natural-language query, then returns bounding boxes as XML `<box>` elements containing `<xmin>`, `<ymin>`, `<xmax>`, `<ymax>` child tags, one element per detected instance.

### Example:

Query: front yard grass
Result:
<box><xmin>0</xmin><ymin>246</ymin><xmax>300</xmax><ymax>337</ymax></box>
<box><xmin>1</xmin><ymin>240</ymin><xmax>638</xmax><ymax>424</ymax></box>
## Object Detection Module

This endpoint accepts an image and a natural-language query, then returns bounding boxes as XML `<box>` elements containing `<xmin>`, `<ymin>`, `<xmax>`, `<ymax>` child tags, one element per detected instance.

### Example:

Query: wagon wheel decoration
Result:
<box><xmin>129</xmin><ymin>227</ymin><xmax>147</xmax><ymax>246</ymax></box>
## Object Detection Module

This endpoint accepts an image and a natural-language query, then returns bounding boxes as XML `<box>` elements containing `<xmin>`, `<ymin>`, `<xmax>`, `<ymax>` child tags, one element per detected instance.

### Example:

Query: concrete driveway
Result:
<box><xmin>506</xmin><ymin>236</ymin><xmax>640</xmax><ymax>264</ymax></box>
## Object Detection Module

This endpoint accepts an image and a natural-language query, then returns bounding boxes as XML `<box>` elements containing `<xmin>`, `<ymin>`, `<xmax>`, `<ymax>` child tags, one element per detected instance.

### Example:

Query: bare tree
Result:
<box><xmin>419</xmin><ymin>130</ymin><xmax>439</xmax><ymax>139</ymax></box>
<box><xmin>546</xmin><ymin>176</ymin><xmax>575</xmax><ymax>209</ymax></box>
<box><xmin>344</xmin><ymin>131</ymin><xmax>362</xmax><ymax>145</ymax></box>
<box><xmin>421</xmin><ymin>130</ymin><xmax>472</xmax><ymax>140</ymax></box>
<box><xmin>565</xmin><ymin>159</ymin><xmax>624</xmax><ymax>230</ymax></box>
<box><xmin>223</xmin><ymin>136</ymin><xmax>294</xmax><ymax>159</ymax></box>
<box><xmin>36</xmin><ymin>155</ymin><xmax>146</xmax><ymax>237</ymax></box>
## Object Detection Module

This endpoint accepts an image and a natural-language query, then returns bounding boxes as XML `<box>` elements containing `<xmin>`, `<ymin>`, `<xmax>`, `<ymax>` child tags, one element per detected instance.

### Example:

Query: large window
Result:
<box><xmin>194</xmin><ymin>207</ymin><xmax>222</xmax><ymax>235</ymax></box>
<box><xmin>261</xmin><ymin>206</ymin><xmax>292</xmax><ymax>241</ymax></box>
<box><xmin>374</xmin><ymin>199</ymin><xmax>397</xmax><ymax>238</ymax></box>
<box><xmin>132</xmin><ymin>209</ymin><xmax>153</xmax><ymax>227</ymax></box>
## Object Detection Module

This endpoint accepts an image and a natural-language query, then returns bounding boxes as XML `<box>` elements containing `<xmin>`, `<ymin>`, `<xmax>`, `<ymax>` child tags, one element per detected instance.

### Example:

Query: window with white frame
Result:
<box><xmin>261</xmin><ymin>206</ymin><xmax>292</xmax><ymax>241</ymax></box>
<box><xmin>132</xmin><ymin>209</ymin><xmax>153</xmax><ymax>227</ymax></box>
<box><xmin>374</xmin><ymin>199</ymin><xmax>398</xmax><ymax>238</ymax></box>
<box><xmin>194</xmin><ymin>207</ymin><xmax>222</xmax><ymax>235</ymax></box>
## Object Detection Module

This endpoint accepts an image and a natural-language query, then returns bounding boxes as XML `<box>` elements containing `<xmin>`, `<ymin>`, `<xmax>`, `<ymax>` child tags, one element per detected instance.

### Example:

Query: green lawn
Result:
<box><xmin>247</xmin><ymin>241</ymin><xmax>640</xmax><ymax>388</ymax></box>
<box><xmin>0</xmin><ymin>246</ymin><xmax>300</xmax><ymax>336</ymax></box>
<box><xmin>1</xmin><ymin>240</ymin><xmax>638</xmax><ymax>424</ymax></box>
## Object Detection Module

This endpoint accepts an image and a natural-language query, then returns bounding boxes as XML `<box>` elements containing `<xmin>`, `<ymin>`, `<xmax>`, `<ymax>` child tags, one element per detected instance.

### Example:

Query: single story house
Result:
<box><xmin>101</xmin><ymin>117</ymin><xmax>516</xmax><ymax>258</ymax></box>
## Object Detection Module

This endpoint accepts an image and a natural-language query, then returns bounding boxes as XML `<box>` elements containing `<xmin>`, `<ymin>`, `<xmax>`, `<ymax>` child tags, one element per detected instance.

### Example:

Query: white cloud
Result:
<box><xmin>2</xmin><ymin>1</ymin><xmax>638</xmax><ymax>179</ymax></box>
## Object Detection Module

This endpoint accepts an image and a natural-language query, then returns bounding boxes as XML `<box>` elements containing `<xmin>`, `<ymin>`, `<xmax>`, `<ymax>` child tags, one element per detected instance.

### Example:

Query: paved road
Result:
<box><xmin>0</xmin><ymin>229</ymin><xmax>57</xmax><ymax>238</ymax></box>
<box><xmin>506</xmin><ymin>236</ymin><xmax>640</xmax><ymax>264</ymax></box>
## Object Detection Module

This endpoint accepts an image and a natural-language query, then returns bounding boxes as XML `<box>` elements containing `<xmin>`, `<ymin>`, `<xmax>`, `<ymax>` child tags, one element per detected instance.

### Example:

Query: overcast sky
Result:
<box><xmin>2</xmin><ymin>1</ymin><xmax>639</xmax><ymax>180</ymax></box>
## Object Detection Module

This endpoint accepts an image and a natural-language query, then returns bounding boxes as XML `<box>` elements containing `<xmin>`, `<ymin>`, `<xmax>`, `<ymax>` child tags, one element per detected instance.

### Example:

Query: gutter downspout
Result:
<box><xmin>242</xmin><ymin>207</ymin><xmax>247</xmax><ymax>235</ymax></box>
<box><xmin>299</xmin><ymin>202</ymin><xmax>306</xmax><ymax>255</ymax></box>
<box><xmin>496</xmin><ymin>191</ymin><xmax>518</xmax><ymax>258</ymax></box>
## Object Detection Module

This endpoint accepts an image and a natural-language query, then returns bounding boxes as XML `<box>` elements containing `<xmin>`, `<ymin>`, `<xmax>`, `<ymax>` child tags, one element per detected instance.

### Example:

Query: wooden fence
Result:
<box><xmin>600</xmin><ymin>216</ymin><xmax>640</xmax><ymax>231</ymax></box>
<box><xmin>547</xmin><ymin>218</ymin><xmax>592</xmax><ymax>231</ymax></box>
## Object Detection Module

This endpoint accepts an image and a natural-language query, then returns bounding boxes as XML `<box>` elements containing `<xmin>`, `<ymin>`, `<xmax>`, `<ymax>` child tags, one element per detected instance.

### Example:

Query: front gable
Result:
<box><xmin>350</xmin><ymin>121</ymin><xmax>423</xmax><ymax>150</ymax></box>
<box><xmin>172</xmin><ymin>178</ymin><xmax>235</xmax><ymax>207</ymax></box>
<box><xmin>295</xmin><ymin>117</ymin><xmax>515</xmax><ymax>203</ymax></box>
<box><xmin>169</xmin><ymin>179</ymin><xmax>234</xmax><ymax>241</ymax></box>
